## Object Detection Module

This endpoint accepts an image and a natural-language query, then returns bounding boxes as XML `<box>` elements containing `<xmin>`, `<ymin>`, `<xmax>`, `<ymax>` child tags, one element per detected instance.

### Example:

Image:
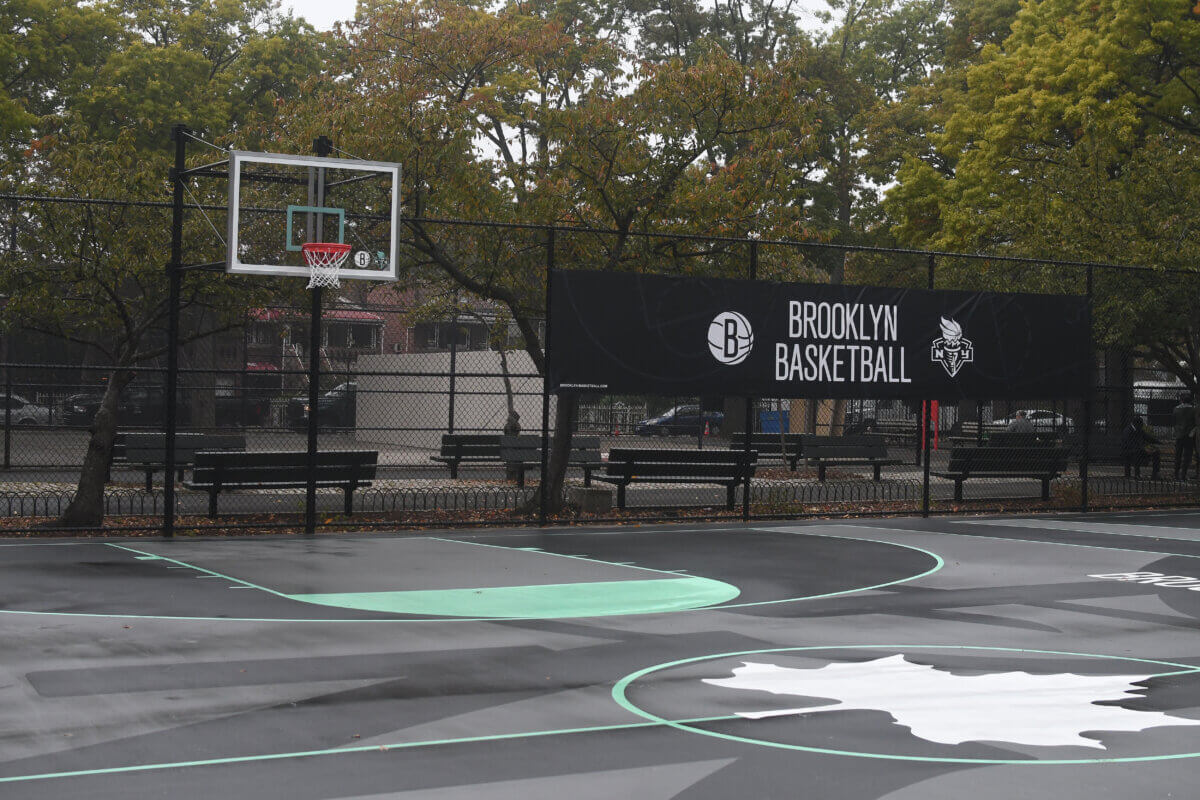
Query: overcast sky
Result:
<box><xmin>283</xmin><ymin>0</ymin><xmax>830</xmax><ymax>32</ymax></box>
<box><xmin>284</xmin><ymin>0</ymin><xmax>355</xmax><ymax>30</ymax></box>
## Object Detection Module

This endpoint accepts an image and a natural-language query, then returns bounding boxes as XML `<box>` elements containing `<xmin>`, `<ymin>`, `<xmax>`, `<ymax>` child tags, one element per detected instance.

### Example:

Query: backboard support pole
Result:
<box><xmin>304</xmin><ymin>136</ymin><xmax>334</xmax><ymax>536</ymax></box>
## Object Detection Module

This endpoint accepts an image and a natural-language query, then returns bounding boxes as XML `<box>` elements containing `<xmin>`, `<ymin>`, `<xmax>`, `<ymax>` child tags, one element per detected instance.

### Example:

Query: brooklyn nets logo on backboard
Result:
<box><xmin>931</xmin><ymin>317</ymin><xmax>973</xmax><ymax>377</ymax></box>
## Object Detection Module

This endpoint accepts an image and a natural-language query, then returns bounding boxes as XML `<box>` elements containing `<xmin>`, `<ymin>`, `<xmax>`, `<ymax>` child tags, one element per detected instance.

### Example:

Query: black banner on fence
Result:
<box><xmin>548</xmin><ymin>270</ymin><xmax>1089</xmax><ymax>399</ymax></box>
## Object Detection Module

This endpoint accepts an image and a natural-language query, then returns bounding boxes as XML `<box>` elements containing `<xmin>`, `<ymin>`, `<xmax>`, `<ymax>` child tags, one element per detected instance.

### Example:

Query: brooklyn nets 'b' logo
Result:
<box><xmin>931</xmin><ymin>316</ymin><xmax>973</xmax><ymax>377</ymax></box>
<box><xmin>708</xmin><ymin>312</ymin><xmax>754</xmax><ymax>365</ymax></box>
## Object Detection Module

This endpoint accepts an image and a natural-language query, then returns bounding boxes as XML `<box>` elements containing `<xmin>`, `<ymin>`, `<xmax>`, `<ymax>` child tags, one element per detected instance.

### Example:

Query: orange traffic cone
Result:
<box><xmin>704</xmin><ymin>420</ymin><xmax>711</xmax><ymax>436</ymax></box>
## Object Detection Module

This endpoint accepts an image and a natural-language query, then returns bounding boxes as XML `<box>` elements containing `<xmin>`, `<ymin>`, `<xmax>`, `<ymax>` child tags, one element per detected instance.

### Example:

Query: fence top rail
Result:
<box><xmin>3</xmin><ymin>192</ymin><xmax>1192</xmax><ymax>275</ymax></box>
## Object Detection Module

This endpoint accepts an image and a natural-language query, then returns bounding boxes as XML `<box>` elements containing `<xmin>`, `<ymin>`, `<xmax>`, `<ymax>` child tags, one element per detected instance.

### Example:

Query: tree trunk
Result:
<box><xmin>545</xmin><ymin>393</ymin><xmax>577</xmax><ymax>513</ymax></box>
<box><xmin>498</xmin><ymin>346</ymin><xmax>520</xmax><ymax>435</ymax></box>
<box><xmin>57</xmin><ymin>369</ymin><xmax>135</xmax><ymax>527</ymax></box>
<box><xmin>498</xmin><ymin>346</ymin><xmax>523</xmax><ymax>482</ymax></box>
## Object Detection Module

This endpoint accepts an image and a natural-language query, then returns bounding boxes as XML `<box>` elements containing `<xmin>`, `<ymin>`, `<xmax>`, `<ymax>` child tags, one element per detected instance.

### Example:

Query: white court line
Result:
<box><xmin>957</xmin><ymin>518</ymin><xmax>1200</xmax><ymax>544</ymax></box>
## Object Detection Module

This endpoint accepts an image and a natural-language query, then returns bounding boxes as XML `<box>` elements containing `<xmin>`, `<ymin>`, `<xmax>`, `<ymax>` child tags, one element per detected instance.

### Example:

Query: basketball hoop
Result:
<box><xmin>302</xmin><ymin>242</ymin><xmax>352</xmax><ymax>289</ymax></box>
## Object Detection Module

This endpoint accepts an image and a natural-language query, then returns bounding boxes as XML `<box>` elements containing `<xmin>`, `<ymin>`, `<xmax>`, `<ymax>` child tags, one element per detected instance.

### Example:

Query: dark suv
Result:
<box><xmin>633</xmin><ymin>405</ymin><xmax>723</xmax><ymax>436</ymax></box>
<box><xmin>285</xmin><ymin>382</ymin><xmax>357</xmax><ymax>430</ymax></box>
<box><xmin>63</xmin><ymin>386</ymin><xmax>192</xmax><ymax>428</ymax></box>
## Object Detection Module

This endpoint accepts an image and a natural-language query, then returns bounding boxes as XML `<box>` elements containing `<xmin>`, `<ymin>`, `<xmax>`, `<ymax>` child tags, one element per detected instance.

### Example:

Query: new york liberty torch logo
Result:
<box><xmin>931</xmin><ymin>316</ymin><xmax>973</xmax><ymax>377</ymax></box>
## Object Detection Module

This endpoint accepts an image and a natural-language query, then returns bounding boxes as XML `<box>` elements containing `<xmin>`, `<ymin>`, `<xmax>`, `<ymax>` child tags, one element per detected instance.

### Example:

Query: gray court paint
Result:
<box><xmin>612</xmin><ymin>645</ymin><xmax>1200</xmax><ymax>765</ymax></box>
<box><xmin>113</xmin><ymin>539</ymin><xmax>740</xmax><ymax>618</ymax></box>
<box><xmin>1</xmin><ymin>520</ymin><xmax>1193</xmax><ymax>626</ymax></box>
<box><xmin>0</xmin><ymin>529</ymin><xmax>946</xmax><ymax>622</ymax></box>
<box><xmin>0</xmin><ymin>717</ymin><xmax>743</xmax><ymax>785</ymax></box>
<box><xmin>5</xmin><ymin>519</ymin><xmax>1200</xmax><ymax>792</ymax></box>
<box><xmin>959</xmin><ymin>518</ymin><xmax>1200</xmax><ymax>543</ymax></box>
<box><xmin>330</xmin><ymin>759</ymin><xmax>738</xmax><ymax>800</ymax></box>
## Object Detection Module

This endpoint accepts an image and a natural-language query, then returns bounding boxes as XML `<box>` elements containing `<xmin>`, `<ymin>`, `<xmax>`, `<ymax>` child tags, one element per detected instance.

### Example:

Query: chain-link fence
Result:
<box><xmin>3</xmin><ymin>195</ymin><xmax>1198</xmax><ymax>533</ymax></box>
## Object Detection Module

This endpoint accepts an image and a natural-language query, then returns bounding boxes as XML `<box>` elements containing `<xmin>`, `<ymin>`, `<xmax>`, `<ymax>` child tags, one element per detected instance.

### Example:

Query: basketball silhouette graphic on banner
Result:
<box><xmin>708</xmin><ymin>311</ymin><xmax>754</xmax><ymax>365</ymax></box>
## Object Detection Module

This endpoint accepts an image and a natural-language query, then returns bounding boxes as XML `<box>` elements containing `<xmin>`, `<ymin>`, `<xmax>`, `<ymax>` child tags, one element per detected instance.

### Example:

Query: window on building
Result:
<box><xmin>347</xmin><ymin>325</ymin><xmax>375</xmax><ymax>348</ymax></box>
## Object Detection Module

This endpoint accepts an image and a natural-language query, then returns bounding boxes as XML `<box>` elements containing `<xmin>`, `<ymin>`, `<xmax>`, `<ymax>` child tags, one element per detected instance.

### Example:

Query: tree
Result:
<box><xmin>0</xmin><ymin>0</ymin><xmax>321</xmax><ymax>525</ymax></box>
<box><xmin>0</xmin><ymin>0</ymin><xmax>121</xmax><ymax>165</ymax></box>
<box><xmin>883</xmin><ymin>0</ymin><xmax>1200</xmax><ymax>385</ymax></box>
<box><xmin>275</xmin><ymin>0</ymin><xmax>817</xmax><ymax>510</ymax></box>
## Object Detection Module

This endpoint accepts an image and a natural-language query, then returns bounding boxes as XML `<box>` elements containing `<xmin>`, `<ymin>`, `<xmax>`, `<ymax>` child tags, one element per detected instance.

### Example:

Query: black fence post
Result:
<box><xmin>540</xmin><ymin>229</ymin><xmax>554</xmax><ymax>527</ymax></box>
<box><xmin>743</xmin><ymin>240</ymin><xmax>758</xmax><ymax>522</ymax></box>
<box><xmin>922</xmin><ymin>255</ymin><xmax>935</xmax><ymax>516</ymax></box>
<box><xmin>1082</xmin><ymin>265</ymin><xmax>1094</xmax><ymax>512</ymax></box>
<box><xmin>3</xmin><ymin>362</ymin><xmax>10</xmax><ymax>470</ymax></box>
<box><xmin>448</xmin><ymin>295</ymin><xmax>458</xmax><ymax>434</ymax></box>
<box><xmin>164</xmin><ymin>124</ymin><xmax>188</xmax><ymax>538</ymax></box>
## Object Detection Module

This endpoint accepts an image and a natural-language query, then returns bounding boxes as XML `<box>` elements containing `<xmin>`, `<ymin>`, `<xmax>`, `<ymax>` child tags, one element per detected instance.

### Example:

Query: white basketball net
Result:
<box><xmin>302</xmin><ymin>243</ymin><xmax>351</xmax><ymax>289</ymax></box>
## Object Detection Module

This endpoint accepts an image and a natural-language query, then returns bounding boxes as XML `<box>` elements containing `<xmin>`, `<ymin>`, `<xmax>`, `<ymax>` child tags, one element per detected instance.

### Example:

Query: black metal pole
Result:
<box><xmin>920</xmin><ymin>401</ymin><xmax>931</xmax><ymax>516</ymax></box>
<box><xmin>922</xmin><ymin>255</ymin><xmax>935</xmax><ymax>516</ymax></box>
<box><xmin>240</xmin><ymin>322</ymin><xmax>248</xmax><ymax>427</ymax></box>
<box><xmin>448</xmin><ymin>295</ymin><xmax>458</xmax><ymax>434</ymax></box>
<box><xmin>1082</xmin><ymin>266</ymin><xmax>1094</xmax><ymax>512</ymax></box>
<box><xmin>164</xmin><ymin>124</ymin><xmax>188</xmax><ymax>538</ymax></box>
<box><xmin>539</xmin><ymin>229</ymin><xmax>554</xmax><ymax>526</ymax></box>
<box><xmin>3</xmin><ymin>362</ymin><xmax>10</xmax><ymax>470</ymax></box>
<box><xmin>306</xmin><ymin>286</ymin><xmax>322</xmax><ymax>535</ymax></box>
<box><xmin>743</xmin><ymin>240</ymin><xmax>758</xmax><ymax>522</ymax></box>
<box><xmin>304</xmin><ymin>135</ymin><xmax>334</xmax><ymax>535</ymax></box>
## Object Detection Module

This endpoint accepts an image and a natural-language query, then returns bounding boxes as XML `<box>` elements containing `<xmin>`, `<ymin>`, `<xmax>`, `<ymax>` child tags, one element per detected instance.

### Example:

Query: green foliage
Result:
<box><xmin>275</xmin><ymin>0</ymin><xmax>822</xmax><ymax>369</ymax></box>
<box><xmin>884</xmin><ymin>0</ymin><xmax>1200</xmax><ymax>381</ymax></box>
<box><xmin>0</xmin><ymin>0</ymin><xmax>122</xmax><ymax>164</ymax></box>
<box><xmin>3</xmin><ymin>0</ymin><xmax>322</xmax><ymax>358</ymax></box>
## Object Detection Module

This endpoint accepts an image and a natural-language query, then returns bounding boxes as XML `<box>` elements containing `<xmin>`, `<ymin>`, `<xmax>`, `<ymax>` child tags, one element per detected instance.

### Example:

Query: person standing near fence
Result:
<box><xmin>1006</xmin><ymin>410</ymin><xmax>1035</xmax><ymax>433</ymax></box>
<box><xmin>1122</xmin><ymin>415</ymin><xmax>1161</xmax><ymax>479</ymax></box>
<box><xmin>1173</xmin><ymin>393</ymin><xmax>1195</xmax><ymax>480</ymax></box>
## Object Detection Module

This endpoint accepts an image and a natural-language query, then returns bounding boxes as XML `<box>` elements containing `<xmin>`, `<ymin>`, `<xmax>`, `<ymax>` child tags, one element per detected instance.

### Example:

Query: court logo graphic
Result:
<box><xmin>930</xmin><ymin>316</ymin><xmax>973</xmax><ymax>377</ymax></box>
<box><xmin>704</xmin><ymin>654</ymin><xmax>1200</xmax><ymax>749</ymax></box>
<box><xmin>708</xmin><ymin>311</ymin><xmax>754</xmax><ymax>365</ymax></box>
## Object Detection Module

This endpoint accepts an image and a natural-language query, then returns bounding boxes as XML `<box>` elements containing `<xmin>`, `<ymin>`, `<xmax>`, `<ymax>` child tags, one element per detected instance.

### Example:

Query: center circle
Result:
<box><xmin>612</xmin><ymin>645</ymin><xmax>1200</xmax><ymax>765</ymax></box>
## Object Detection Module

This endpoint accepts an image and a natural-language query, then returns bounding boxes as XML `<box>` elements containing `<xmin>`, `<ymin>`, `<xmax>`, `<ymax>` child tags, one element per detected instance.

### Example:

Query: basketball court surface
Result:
<box><xmin>4</xmin><ymin>511</ymin><xmax>1200</xmax><ymax>798</ymax></box>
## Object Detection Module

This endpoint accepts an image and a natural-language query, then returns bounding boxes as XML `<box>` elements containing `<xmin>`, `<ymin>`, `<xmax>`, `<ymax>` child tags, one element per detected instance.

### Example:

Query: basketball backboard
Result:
<box><xmin>226</xmin><ymin>150</ymin><xmax>400</xmax><ymax>282</ymax></box>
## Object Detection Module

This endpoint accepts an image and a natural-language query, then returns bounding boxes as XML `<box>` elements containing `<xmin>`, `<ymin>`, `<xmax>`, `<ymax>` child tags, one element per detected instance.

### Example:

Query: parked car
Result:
<box><xmin>62</xmin><ymin>386</ymin><xmax>192</xmax><ymax>428</ymax></box>
<box><xmin>286</xmin><ymin>382</ymin><xmax>357</xmax><ymax>430</ymax></box>
<box><xmin>0</xmin><ymin>393</ymin><xmax>51</xmax><ymax>426</ymax></box>
<box><xmin>990</xmin><ymin>409</ymin><xmax>1074</xmax><ymax>433</ymax></box>
<box><xmin>633</xmin><ymin>405</ymin><xmax>723</xmax><ymax>436</ymax></box>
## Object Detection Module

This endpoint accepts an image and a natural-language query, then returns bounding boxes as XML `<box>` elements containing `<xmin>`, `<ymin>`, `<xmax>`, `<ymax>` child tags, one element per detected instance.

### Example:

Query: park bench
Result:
<box><xmin>123</xmin><ymin>431</ymin><xmax>246</xmax><ymax>491</ymax></box>
<box><xmin>803</xmin><ymin>440</ymin><xmax>902</xmax><ymax>481</ymax></box>
<box><xmin>865</xmin><ymin>418</ymin><xmax>919</xmax><ymax>443</ymax></box>
<box><xmin>1064</xmin><ymin>433</ymin><xmax>1124</xmax><ymax>462</ymax></box>
<box><xmin>593</xmin><ymin>448</ymin><xmax>757</xmax><ymax>511</ymax></box>
<box><xmin>185</xmin><ymin>449</ymin><xmax>378</xmax><ymax>517</ymax></box>
<box><xmin>983</xmin><ymin>431</ymin><xmax>1054</xmax><ymax>448</ymax></box>
<box><xmin>743</xmin><ymin>433</ymin><xmax>805</xmax><ymax>470</ymax></box>
<box><xmin>498</xmin><ymin>435</ymin><xmax>603</xmax><ymax>488</ymax></box>
<box><xmin>932</xmin><ymin>446</ymin><xmax>1069</xmax><ymax>501</ymax></box>
<box><xmin>430</xmin><ymin>434</ymin><xmax>505</xmax><ymax>478</ymax></box>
